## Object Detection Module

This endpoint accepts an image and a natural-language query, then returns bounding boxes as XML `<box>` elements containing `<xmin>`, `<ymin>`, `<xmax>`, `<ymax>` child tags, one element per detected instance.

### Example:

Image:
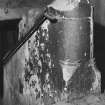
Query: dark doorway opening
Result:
<box><xmin>94</xmin><ymin>23</ymin><xmax>105</xmax><ymax>93</ymax></box>
<box><xmin>0</xmin><ymin>19</ymin><xmax>20</xmax><ymax>99</ymax></box>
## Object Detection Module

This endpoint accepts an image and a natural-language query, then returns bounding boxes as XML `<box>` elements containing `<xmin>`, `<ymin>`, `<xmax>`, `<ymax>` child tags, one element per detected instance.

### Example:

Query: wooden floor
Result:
<box><xmin>53</xmin><ymin>93</ymin><xmax>105</xmax><ymax>105</ymax></box>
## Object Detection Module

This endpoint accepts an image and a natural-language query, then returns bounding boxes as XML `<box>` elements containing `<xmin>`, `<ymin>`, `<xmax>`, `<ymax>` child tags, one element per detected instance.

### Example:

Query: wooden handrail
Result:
<box><xmin>2</xmin><ymin>14</ymin><xmax>47</xmax><ymax>64</ymax></box>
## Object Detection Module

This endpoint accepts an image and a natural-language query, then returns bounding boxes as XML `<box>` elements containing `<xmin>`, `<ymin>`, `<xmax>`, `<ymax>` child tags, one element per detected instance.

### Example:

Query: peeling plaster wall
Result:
<box><xmin>2</xmin><ymin>1</ymin><xmax>102</xmax><ymax>105</ymax></box>
<box><xmin>3</xmin><ymin>5</ymin><xmax>101</xmax><ymax>105</ymax></box>
<box><xmin>3</xmin><ymin>33</ymin><xmax>41</xmax><ymax>105</ymax></box>
<box><xmin>3</xmin><ymin>20</ymin><xmax>63</xmax><ymax>105</ymax></box>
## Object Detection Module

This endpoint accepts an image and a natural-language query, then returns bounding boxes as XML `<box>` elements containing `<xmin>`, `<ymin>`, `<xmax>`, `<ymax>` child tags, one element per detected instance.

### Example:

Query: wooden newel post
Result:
<box><xmin>44</xmin><ymin>0</ymin><xmax>101</xmax><ymax>95</ymax></box>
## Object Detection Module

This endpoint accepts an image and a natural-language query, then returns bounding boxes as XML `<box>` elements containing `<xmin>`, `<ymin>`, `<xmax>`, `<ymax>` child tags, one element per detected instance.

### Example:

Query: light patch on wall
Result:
<box><xmin>59</xmin><ymin>60</ymin><xmax>80</xmax><ymax>88</ymax></box>
<box><xmin>0</xmin><ymin>8</ymin><xmax>20</xmax><ymax>20</ymax></box>
<box><xmin>48</xmin><ymin>0</ymin><xmax>80</xmax><ymax>11</ymax></box>
<box><xmin>41</xmin><ymin>19</ymin><xmax>50</xmax><ymax>31</ymax></box>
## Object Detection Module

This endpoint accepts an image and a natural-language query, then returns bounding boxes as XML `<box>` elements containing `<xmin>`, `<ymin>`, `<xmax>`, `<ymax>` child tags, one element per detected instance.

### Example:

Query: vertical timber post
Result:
<box><xmin>45</xmin><ymin>0</ymin><xmax>101</xmax><ymax>96</ymax></box>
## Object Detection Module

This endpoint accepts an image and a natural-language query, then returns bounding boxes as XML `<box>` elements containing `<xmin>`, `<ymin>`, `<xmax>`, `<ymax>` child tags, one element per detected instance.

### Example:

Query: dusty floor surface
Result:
<box><xmin>0</xmin><ymin>93</ymin><xmax>105</xmax><ymax>105</ymax></box>
<box><xmin>53</xmin><ymin>93</ymin><xmax>105</xmax><ymax>105</ymax></box>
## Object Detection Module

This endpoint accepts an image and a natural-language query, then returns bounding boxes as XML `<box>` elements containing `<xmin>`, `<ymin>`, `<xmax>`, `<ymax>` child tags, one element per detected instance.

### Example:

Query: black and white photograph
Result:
<box><xmin>0</xmin><ymin>0</ymin><xmax>105</xmax><ymax>105</ymax></box>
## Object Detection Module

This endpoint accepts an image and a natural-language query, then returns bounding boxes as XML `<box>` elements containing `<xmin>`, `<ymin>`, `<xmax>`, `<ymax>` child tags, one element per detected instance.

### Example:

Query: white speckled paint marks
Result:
<box><xmin>22</xmin><ymin>19</ymin><xmax>52</xmax><ymax>103</ymax></box>
<box><xmin>41</xmin><ymin>20</ymin><xmax>50</xmax><ymax>31</ymax></box>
